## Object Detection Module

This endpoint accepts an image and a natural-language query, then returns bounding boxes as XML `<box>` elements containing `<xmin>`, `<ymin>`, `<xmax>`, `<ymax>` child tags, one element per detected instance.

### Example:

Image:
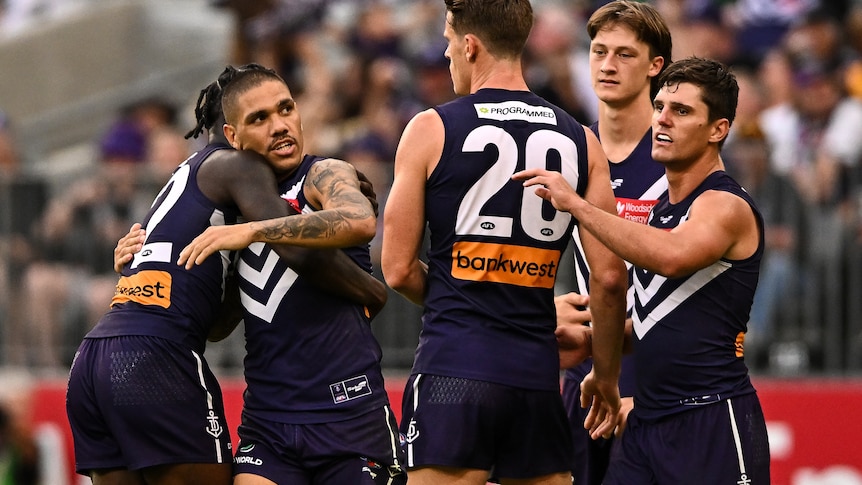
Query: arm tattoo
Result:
<box><xmin>255</xmin><ymin>162</ymin><xmax>374</xmax><ymax>243</ymax></box>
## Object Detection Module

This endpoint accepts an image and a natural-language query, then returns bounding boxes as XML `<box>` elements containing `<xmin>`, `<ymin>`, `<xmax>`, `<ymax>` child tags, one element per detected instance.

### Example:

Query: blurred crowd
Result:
<box><xmin>1</xmin><ymin>0</ymin><xmax>862</xmax><ymax>379</ymax></box>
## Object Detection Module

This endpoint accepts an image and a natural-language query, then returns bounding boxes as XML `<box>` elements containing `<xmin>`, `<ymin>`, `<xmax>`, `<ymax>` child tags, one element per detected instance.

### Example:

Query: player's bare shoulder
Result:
<box><xmin>198</xmin><ymin>147</ymin><xmax>277</xmax><ymax>204</ymax></box>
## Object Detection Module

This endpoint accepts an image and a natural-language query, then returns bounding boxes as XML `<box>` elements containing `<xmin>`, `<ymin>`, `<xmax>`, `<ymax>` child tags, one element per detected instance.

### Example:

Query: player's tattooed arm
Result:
<box><xmin>178</xmin><ymin>159</ymin><xmax>376</xmax><ymax>268</ymax></box>
<box><xmin>254</xmin><ymin>159</ymin><xmax>375</xmax><ymax>243</ymax></box>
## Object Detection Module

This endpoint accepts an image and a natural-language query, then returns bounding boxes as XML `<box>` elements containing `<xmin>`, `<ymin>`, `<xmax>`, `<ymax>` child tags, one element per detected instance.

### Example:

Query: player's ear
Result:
<box><xmin>224</xmin><ymin>123</ymin><xmax>239</xmax><ymax>149</ymax></box>
<box><xmin>464</xmin><ymin>34</ymin><xmax>480</xmax><ymax>62</ymax></box>
<box><xmin>648</xmin><ymin>55</ymin><xmax>664</xmax><ymax>78</ymax></box>
<box><xmin>709</xmin><ymin>118</ymin><xmax>730</xmax><ymax>145</ymax></box>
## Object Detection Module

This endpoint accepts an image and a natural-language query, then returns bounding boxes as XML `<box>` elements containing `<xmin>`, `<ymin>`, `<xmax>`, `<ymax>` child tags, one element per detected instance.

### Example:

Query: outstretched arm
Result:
<box><xmin>513</xmin><ymin>169</ymin><xmax>759</xmax><ymax>278</ymax></box>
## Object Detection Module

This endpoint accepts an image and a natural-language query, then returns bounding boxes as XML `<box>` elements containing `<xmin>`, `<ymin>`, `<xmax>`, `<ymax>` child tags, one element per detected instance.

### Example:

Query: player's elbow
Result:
<box><xmin>654</xmin><ymin>261</ymin><xmax>691</xmax><ymax>279</ymax></box>
<box><xmin>649</xmin><ymin>252</ymin><xmax>702</xmax><ymax>279</ymax></box>
<box><xmin>329</xmin><ymin>215</ymin><xmax>376</xmax><ymax>248</ymax></box>
<box><xmin>590</xmin><ymin>259</ymin><xmax>628</xmax><ymax>300</ymax></box>
<box><xmin>381</xmin><ymin>255</ymin><xmax>419</xmax><ymax>296</ymax></box>
<box><xmin>381</xmin><ymin>262</ymin><xmax>409</xmax><ymax>293</ymax></box>
<box><xmin>354</xmin><ymin>216</ymin><xmax>377</xmax><ymax>244</ymax></box>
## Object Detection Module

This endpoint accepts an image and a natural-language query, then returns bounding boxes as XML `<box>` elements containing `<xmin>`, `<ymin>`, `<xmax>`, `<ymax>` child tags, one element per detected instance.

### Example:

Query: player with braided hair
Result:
<box><xmin>67</xmin><ymin>64</ymin><xmax>388</xmax><ymax>485</ymax></box>
<box><xmin>183</xmin><ymin>65</ymin><xmax>236</xmax><ymax>140</ymax></box>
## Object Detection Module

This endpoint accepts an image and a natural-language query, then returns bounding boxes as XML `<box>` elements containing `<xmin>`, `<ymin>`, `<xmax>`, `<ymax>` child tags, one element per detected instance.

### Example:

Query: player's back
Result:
<box><xmin>86</xmin><ymin>143</ymin><xmax>241</xmax><ymax>352</ymax></box>
<box><xmin>417</xmin><ymin>88</ymin><xmax>589</xmax><ymax>391</ymax></box>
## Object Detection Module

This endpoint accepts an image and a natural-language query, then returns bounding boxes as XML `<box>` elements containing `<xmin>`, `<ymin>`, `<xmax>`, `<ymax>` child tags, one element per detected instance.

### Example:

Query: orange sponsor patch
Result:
<box><xmin>735</xmin><ymin>332</ymin><xmax>745</xmax><ymax>358</ymax></box>
<box><xmin>112</xmin><ymin>271</ymin><xmax>172</xmax><ymax>309</ymax></box>
<box><xmin>451</xmin><ymin>241</ymin><xmax>561</xmax><ymax>288</ymax></box>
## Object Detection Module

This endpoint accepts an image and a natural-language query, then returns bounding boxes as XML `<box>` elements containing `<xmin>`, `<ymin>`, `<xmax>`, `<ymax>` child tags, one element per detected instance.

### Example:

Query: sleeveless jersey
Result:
<box><xmin>416</xmin><ymin>88</ymin><xmax>589</xmax><ymax>391</ymax></box>
<box><xmin>565</xmin><ymin>127</ymin><xmax>667</xmax><ymax>395</ymax></box>
<box><xmin>238</xmin><ymin>154</ymin><xmax>388</xmax><ymax>424</ymax></box>
<box><xmin>85</xmin><ymin>143</ymin><xmax>241</xmax><ymax>353</ymax></box>
<box><xmin>632</xmin><ymin>171</ymin><xmax>763</xmax><ymax>421</ymax></box>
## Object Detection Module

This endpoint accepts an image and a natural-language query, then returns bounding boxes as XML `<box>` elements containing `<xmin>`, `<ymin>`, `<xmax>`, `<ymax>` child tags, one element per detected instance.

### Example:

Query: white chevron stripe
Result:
<box><xmin>642</xmin><ymin>174</ymin><xmax>668</xmax><ymax>199</ymax></box>
<box><xmin>238</xmin><ymin>243</ymin><xmax>298</xmax><ymax>322</ymax></box>
<box><xmin>633</xmin><ymin>260</ymin><xmax>731</xmax><ymax>338</ymax></box>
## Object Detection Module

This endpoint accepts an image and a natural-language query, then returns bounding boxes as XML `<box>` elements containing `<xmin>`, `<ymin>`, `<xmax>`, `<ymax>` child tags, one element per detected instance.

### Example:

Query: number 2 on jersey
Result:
<box><xmin>455</xmin><ymin>126</ymin><xmax>579</xmax><ymax>243</ymax></box>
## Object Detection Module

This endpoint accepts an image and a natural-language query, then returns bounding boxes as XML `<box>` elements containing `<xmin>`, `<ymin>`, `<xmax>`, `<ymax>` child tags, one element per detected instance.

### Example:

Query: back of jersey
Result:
<box><xmin>87</xmin><ymin>143</ymin><xmax>241</xmax><ymax>353</ymax></box>
<box><xmin>417</xmin><ymin>88</ymin><xmax>588</xmax><ymax>391</ymax></box>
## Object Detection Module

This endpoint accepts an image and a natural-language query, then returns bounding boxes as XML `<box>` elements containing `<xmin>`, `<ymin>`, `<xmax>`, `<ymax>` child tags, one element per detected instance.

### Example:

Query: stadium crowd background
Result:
<box><xmin>1</xmin><ymin>0</ymin><xmax>862</xmax><ymax>483</ymax></box>
<box><xmin>3</xmin><ymin>0</ymin><xmax>862</xmax><ymax>375</ymax></box>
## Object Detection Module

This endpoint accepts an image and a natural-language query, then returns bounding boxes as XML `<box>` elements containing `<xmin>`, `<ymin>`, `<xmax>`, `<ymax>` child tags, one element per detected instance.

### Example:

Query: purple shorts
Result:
<box><xmin>563</xmin><ymin>375</ymin><xmax>615</xmax><ymax>485</ymax></box>
<box><xmin>400</xmin><ymin>374</ymin><xmax>572</xmax><ymax>480</ymax></box>
<box><xmin>604</xmin><ymin>392</ymin><xmax>770</xmax><ymax>484</ymax></box>
<box><xmin>563</xmin><ymin>355</ymin><xmax>637</xmax><ymax>485</ymax></box>
<box><xmin>66</xmin><ymin>336</ymin><xmax>232</xmax><ymax>474</ymax></box>
<box><xmin>233</xmin><ymin>405</ymin><xmax>406</xmax><ymax>484</ymax></box>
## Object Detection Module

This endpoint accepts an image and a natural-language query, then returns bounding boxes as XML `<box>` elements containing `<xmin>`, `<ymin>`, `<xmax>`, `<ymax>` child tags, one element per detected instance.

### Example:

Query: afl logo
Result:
<box><xmin>481</xmin><ymin>221</ymin><xmax>495</xmax><ymax>230</ymax></box>
<box><xmin>541</xmin><ymin>228</ymin><xmax>554</xmax><ymax>237</ymax></box>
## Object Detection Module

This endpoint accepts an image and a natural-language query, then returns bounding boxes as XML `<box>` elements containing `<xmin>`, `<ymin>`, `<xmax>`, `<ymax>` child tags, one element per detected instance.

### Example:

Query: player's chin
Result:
<box><xmin>270</xmin><ymin>154</ymin><xmax>301</xmax><ymax>175</ymax></box>
<box><xmin>650</xmin><ymin>146</ymin><xmax>673</xmax><ymax>163</ymax></box>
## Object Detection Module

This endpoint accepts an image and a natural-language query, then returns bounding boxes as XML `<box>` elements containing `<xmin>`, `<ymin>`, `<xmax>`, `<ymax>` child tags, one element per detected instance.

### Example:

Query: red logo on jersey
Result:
<box><xmin>283</xmin><ymin>198</ymin><xmax>301</xmax><ymax>214</ymax></box>
<box><xmin>616</xmin><ymin>198</ymin><xmax>658</xmax><ymax>225</ymax></box>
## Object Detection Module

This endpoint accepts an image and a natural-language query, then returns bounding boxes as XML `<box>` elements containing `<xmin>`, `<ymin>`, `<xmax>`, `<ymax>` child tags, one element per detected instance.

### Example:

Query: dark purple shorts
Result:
<box><xmin>604</xmin><ymin>392</ymin><xmax>770</xmax><ymax>484</ymax></box>
<box><xmin>66</xmin><ymin>336</ymin><xmax>232</xmax><ymax>474</ymax></box>
<box><xmin>233</xmin><ymin>405</ymin><xmax>406</xmax><ymax>484</ymax></box>
<box><xmin>562</xmin><ymin>374</ymin><xmax>616</xmax><ymax>485</ymax></box>
<box><xmin>400</xmin><ymin>374</ymin><xmax>573</xmax><ymax>480</ymax></box>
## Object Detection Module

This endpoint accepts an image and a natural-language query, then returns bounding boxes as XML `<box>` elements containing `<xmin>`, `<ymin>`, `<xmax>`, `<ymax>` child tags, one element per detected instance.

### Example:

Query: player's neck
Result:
<box><xmin>471</xmin><ymin>59</ymin><xmax>529</xmax><ymax>93</ymax></box>
<box><xmin>597</xmin><ymin>97</ymin><xmax>653</xmax><ymax>162</ymax></box>
<box><xmin>666</xmin><ymin>152</ymin><xmax>723</xmax><ymax>204</ymax></box>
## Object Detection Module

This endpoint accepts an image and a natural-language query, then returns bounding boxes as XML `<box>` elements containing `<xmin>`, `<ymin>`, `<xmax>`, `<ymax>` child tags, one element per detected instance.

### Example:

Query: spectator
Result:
<box><xmin>761</xmin><ymin>16</ymin><xmax>862</xmax><ymax>205</ymax></box>
<box><xmin>0</xmin><ymin>113</ymin><xmax>48</xmax><ymax>368</ymax></box>
<box><xmin>0</xmin><ymin>111</ymin><xmax>17</xmax><ymax>177</ymax></box>
<box><xmin>654</xmin><ymin>0</ymin><xmax>735</xmax><ymax>65</ymax></box>
<box><xmin>721</xmin><ymin>0</ymin><xmax>824</xmax><ymax>68</ymax></box>
<box><xmin>121</xmin><ymin>97</ymin><xmax>192</xmax><ymax>186</ymax></box>
<box><xmin>760</xmin><ymin>19</ymin><xmax>862</xmax><ymax>367</ymax></box>
<box><xmin>17</xmin><ymin>118</ymin><xmax>154</xmax><ymax>368</ymax></box>
<box><xmin>212</xmin><ymin>0</ymin><xmax>332</xmax><ymax>96</ymax></box>
<box><xmin>724</xmin><ymin>123</ymin><xmax>809</xmax><ymax>368</ymax></box>
<box><xmin>525</xmin><ymin>2</ymin><xmax>597</xmax><ymax>124</ymax></box>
